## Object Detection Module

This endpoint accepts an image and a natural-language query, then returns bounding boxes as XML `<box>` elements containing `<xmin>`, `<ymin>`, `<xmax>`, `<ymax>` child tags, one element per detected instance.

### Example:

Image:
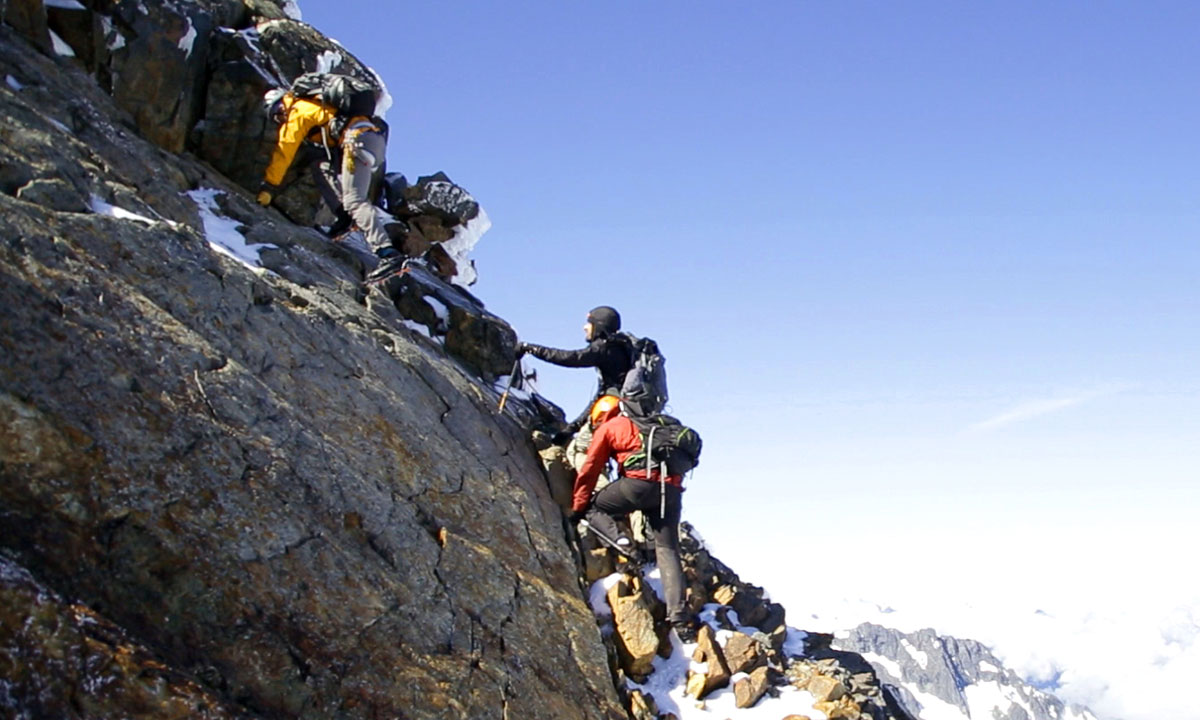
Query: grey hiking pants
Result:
<box><xmin>339</xmin><ymin>126</ymin><xmax>391</xmax><ymax>253</ymax></box>
<box><xmin>585</xmin><ymin>477</ymin><xmax>687</xmax><ymax>624</ymax></box>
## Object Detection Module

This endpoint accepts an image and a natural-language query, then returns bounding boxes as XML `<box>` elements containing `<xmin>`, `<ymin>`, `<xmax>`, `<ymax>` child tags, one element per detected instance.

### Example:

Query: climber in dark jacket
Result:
<box><xmin>518</xmin><ymin>305</ymin><xmax>633</xmax><ymax>439</ymax></box>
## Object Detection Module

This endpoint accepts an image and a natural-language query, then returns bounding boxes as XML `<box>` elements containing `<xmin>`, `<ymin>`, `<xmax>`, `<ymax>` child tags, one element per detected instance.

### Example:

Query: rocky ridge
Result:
<box><xmin>1</xmin><ymin>3</ymin><xmax>1097</xmax><ymax>720</ymax></box>
<box><xmin>578</xmin><ymin>525</ymin><xmax>914</xmax><ymax>720</ymax></box>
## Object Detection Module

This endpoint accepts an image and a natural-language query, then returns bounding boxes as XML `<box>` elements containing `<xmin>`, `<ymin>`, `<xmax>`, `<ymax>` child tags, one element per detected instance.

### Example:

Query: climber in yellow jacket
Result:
<box><xmin>259</xmin><ymin>88</ymin><xmax>403</xmax><ymax>279</ymax></box>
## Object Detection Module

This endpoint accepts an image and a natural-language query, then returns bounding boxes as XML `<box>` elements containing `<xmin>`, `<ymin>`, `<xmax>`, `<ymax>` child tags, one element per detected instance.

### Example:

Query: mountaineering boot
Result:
<box><xmin>365</xmin><ymin>248</ymin><xmax>407</xmax><ymax>285</ymax></box>
<box><xmin>671</xmin><ymin>618</ymin><xmax>700</xmax><ymax>644</ymax></box>
<box><xmin>615</xmin><ymin>535</ymin><xmax>647</xmax><ymax>563</ymax></box>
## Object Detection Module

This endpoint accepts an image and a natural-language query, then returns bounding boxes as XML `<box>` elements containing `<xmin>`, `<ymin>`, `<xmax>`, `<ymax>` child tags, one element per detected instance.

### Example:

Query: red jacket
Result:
<box><xmin>572</xmin><ymin>415</ymin><xmax>682</xmax><ymax>512</ymax></box>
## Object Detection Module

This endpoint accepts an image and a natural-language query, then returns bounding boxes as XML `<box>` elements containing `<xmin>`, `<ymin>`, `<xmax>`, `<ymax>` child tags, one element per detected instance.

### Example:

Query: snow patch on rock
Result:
<box><xmin>185</xmin><ymin>189</ymin><xmax>276</xmax><ymax>271</ymax></box>
<box><xmin>49</xmin><ymin>29</ymin><xmax>75</xmax><ymax>57</ymax></box>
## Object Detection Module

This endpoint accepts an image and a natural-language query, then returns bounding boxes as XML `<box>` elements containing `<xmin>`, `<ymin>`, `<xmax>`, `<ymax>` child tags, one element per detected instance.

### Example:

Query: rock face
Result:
<box><xmin>0</xmin><ymin>9</ymin><xmax>620</xmax><ymax>719</ymax></box>
<box><xmin>0</xmin><ymin>556</ymin><xmax>245</xmax><ymax>719</ymax></box>
<box><xmin>3</xmin><ymin>0</ymin><xmax>49</xmax><ymax>54</ymax></box>
<box><xmin>835</xmin><ymin>624</ymin><xmax>1099</xmax><ymax>720</ymax></box>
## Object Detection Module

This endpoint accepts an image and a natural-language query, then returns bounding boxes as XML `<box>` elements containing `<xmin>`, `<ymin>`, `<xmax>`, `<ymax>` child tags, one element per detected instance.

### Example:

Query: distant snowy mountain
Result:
<box><xmin>835</xmin><ymin>623</ymin><xmax>1098</xmax><ymax>720</ymax></box>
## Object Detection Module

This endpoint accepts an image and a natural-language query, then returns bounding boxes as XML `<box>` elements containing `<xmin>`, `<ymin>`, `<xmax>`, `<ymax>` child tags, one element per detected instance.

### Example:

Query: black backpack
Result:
<box><xmin>620</xmin><ymin>413</ymin><xmax>702</xmax><ymax>478</ymax></box>
<box><xmin>619</xmin><ymin>333</ymin><xmax>668</xmax><ymax>416</ymax></box>
<box><xmin>289</xmin><ymin>72</ymin><xmax>378</xmax><ymax>119</ymax></box>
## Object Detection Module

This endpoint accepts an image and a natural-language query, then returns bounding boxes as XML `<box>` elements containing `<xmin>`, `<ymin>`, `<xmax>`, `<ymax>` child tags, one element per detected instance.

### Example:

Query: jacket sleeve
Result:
<box><xmin>262</xmin><ymin>100</ymin><xmax>335</xmax><ymax>188</ymax></box>
<box><xmin>572</xmin><ymin>421</ymin><xmax>615</xmax><ymax>512</ymax></box>
<box><xmin>523</xmin><ymin>341</ymin><xmax>607</xmax><ymax>369</ymax></box>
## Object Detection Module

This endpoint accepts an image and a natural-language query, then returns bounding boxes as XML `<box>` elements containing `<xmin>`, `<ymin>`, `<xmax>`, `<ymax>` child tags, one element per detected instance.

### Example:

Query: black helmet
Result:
<box><xmin>587</xmin><ymin>306</ymin><xmax>621</xmax><ymax>337</ymax></box>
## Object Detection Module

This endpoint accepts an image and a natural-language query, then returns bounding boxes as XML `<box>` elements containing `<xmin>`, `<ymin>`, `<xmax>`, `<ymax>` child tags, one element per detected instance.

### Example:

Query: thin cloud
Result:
<box><xmin>967</xmin><ymin>389</ymin><xmax>1117</xmax><ymax>433</ymax></box>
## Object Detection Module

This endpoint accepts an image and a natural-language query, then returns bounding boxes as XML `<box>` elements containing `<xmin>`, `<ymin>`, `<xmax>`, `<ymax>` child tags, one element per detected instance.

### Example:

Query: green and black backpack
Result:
<box><xmin>621</xmin><ymin>413</ymin><xmax>702</xmax><ymax>478</ymax></box>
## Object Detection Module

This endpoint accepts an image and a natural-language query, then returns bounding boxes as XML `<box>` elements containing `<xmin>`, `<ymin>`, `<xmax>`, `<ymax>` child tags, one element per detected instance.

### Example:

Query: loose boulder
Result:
<box><xmin>724</xmin><ymin>631</ymin><xmax>766</xmax><ymax>674</ymax></box>
<box><xmin>686</xmin><ymin>623</ymin><xmax>732</xmax><ymax>699</ymax></box>
<box><xmin>606</xmin><ymin>575</ymin><xmax>660</xmax><ymax>680</ymax></box>
<box><xmin>734</xmin><ymin>665</ymin><xmax>772</xmax><ymax>708</ymax></box>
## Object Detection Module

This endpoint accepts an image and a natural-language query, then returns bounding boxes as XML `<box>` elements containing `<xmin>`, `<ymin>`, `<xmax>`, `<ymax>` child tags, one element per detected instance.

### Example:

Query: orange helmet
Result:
<box><xmin>589</xmin><ymin>395</ymin><xmax>621</xmax><ymax>428</ymax></box>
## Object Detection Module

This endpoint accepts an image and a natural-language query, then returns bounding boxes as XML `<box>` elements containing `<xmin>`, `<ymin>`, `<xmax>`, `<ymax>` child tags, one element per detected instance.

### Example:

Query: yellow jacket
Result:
<box><xmin>262</xmin><ymin>96</ymin><xmax>338</xmax><ymax>187</ymax></box>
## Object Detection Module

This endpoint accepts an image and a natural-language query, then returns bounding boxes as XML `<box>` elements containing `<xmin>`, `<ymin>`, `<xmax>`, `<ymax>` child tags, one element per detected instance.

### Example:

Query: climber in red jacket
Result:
<box><xmin>571</xmin><ymin>403</ymin><xmax>696</xmax><ymax>641</ymax></box>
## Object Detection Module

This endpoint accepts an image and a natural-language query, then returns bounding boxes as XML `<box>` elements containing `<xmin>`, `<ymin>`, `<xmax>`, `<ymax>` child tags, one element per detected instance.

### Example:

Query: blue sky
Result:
<box><xmin>295</xmin><ymin>3</ymin><xmax>1198</xmax><ymax>715</ymax></box>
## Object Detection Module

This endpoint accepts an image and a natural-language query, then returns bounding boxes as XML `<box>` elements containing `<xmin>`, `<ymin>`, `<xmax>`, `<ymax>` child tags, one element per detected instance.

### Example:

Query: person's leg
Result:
<box><xmin>644</xmin><ymin>485</ymin><xmax>687</xmax><ymax>623</ymax></box>
<box><xmin>589</xmin><ymin>477</ymin><xmax>643</xmax><ymax>547</ymax></box>
<box><xmin>340</xmin><ymin>130</ymin><xmax>392</xmax><ymax>254</ymax></box>
<box><xmin>307</xmin><ymin>153</ymin><xmax>343</xmax><ymax>217</ymax></box>
<box><xmin>595</xmin><ymin>479</ymin><xmax>687</xmax><ymax>621</ymax></box>
<box><xmin>582</xmin><ymin>506</ymin><xmax>625</xmax><ymax>547</ymax></box>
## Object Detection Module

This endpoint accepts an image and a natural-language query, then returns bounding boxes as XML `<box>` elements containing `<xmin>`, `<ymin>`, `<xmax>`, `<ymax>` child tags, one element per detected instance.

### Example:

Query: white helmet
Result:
<box><xmin>262</xmin><ymin>87</ymin><xmax>287</xmax><ymax>120</ymax></box>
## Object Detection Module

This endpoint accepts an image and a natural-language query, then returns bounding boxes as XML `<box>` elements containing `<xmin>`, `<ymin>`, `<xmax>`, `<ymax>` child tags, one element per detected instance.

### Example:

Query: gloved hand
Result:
<box><xmin>551</xmin><ymin>430</ymin><xmax>574</xmax><ymax>446</ymax></box>
<box><xmin>256</xmin><ymin>190</ymin><xmax>272</xmax><ymax>206</ymax></box>
<box><xmin>327</xmin><ymin>206</ymin><xmax>353</xmax><ymax>237</ymax></box>
<box><xmin>568</xmin><ymin>508</ymin><xmax>587</xmax><ymax>524</ymax></box>
<box><xmin>515</xmin><ymin>341</ymin><xmax>530</xmax><ymax>358</ymax></box>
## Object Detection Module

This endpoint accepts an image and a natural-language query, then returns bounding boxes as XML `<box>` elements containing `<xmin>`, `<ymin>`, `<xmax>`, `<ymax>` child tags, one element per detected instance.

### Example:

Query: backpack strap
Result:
<box><xmin>319</xmin><ymin>124</ymin><xmax>333</xmax><ymax>162</ymax></box>
<box><xmin>645</xmin><ymin>425</ymin><xmax>656</xmax><ymax>481</ymax></box>
<box><xmin>644</xmin><ymin>425</ymin><xmax>669</xmax><ymax>519</ymax></box>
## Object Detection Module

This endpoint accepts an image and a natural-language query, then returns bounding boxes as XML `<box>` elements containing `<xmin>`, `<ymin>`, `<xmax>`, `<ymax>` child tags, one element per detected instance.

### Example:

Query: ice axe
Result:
<box><xmin>497</xmin><ymin>355</ymin><xmax>522</xmax><ymax>413</ymax></box>
<box><xmin>577</xmin><ymin>518</ymin><xmax>640</xmax><ymax>564</ymax></box>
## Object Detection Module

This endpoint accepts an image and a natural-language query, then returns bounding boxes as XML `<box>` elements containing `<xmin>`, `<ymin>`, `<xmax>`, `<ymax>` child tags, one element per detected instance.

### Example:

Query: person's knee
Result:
<box><xmin>342</xmin><ymin>193</ymin><xmax>370</xmax><ymax>214</ymax></box>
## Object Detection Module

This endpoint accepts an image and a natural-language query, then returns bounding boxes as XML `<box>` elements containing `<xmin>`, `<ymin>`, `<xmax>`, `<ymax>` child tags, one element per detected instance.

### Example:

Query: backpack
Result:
<box><xmin>289</xmin><ymin>72</ymin><xmax>378</xmax><ymax>119</ymax></box>
<box><xmin>619</xmin><ymin>333</ymin><xmax>668</xmax><ymax>416</ymax></box>
<box><xmin>620</xmin><ymin>413</ymin><xmax>703</xmax><ymax>478</ymax></box>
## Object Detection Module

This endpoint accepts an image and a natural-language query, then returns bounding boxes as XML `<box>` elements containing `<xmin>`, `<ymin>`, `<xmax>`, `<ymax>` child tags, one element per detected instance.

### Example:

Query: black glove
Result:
<box><xmin>515</xmin><ymin>341</ymin><xmax>529</xmax><ymax>358</ymax></box>
<box><xmin>327</xmin><ymin>206</ymin><xmax>353</xmax><ymax>237</ymax></box>
<box><xmin>568</xmin><ymin>508</ymin><xmax>587</xmax><ymax>523</ymax></box>
<box><xmin>551</xmin><ymin>430</ymin><xmax>574</xmax><ymax>446</ymax></box>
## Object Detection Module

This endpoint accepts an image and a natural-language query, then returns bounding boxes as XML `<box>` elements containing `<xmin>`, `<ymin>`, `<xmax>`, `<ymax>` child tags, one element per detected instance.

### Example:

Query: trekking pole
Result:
<box><xmin>496</xmin><ymin>356</ymin><xmax>521</xmax><ymax>413</ymax></box>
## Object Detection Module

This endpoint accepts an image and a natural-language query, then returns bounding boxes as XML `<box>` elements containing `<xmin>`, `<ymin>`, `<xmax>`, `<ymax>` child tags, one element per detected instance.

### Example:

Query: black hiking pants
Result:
<box><xmin>586</xmin><ymin>477</ymin><xmax>688</xmax><ymax>624</ymax></box>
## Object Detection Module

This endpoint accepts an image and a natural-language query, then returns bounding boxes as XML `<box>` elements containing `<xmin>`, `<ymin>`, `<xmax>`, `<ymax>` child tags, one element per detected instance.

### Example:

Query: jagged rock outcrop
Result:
<box><xmin>0</xmin><ymin>7</ymin><xmax>618</xmax><ymax>719</ymax></box>
<box><xmin>32</xmin><ymin>0</ymin><xmax>391</xmax><ymax>233</ymax></box>
<box><xmin>382</xmin><ymin>171</ymin><xmax>487</xmax><ymax>284</ymax></box>
<box><xmin>835</xmin><ymin>624</ymin><xmax>1098</xmax><ymax>720</ymax></box>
